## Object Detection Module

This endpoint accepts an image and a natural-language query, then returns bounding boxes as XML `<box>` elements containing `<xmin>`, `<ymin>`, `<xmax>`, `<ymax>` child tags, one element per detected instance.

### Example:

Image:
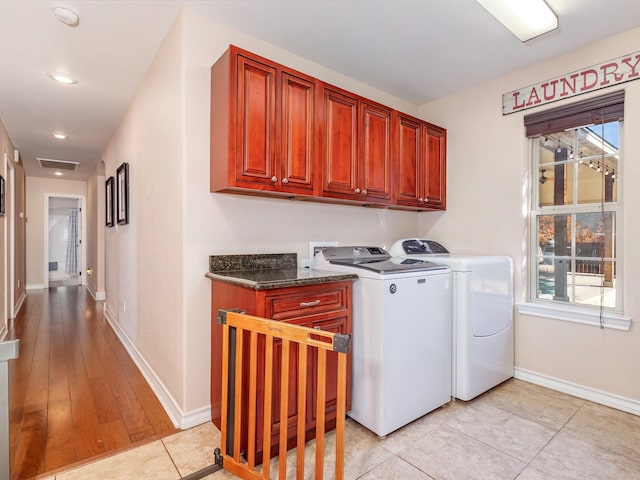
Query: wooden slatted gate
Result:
<box><xmin>213</xmin><ymin>309</ymin><xmax>351</xmax><ymax>480</ymax></box>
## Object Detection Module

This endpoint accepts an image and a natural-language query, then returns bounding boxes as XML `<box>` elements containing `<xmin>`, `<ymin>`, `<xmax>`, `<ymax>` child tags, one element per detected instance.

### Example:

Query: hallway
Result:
<box><xmin>7</xmin><ymin>286</ymin><xmax>177</xmax><ymax>479</ymax></box>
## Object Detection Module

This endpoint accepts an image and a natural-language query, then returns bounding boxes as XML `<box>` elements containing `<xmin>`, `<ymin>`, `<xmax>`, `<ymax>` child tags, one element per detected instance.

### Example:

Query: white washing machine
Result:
<box><xmin>312</xmin><ymin>246</ymin><xmax>451</xmax><ymax>437</ymax></box>
<box><xmin>390</xmin><ymin>239</ymin><xmax>514</xmax><ymax>401</ymax></box>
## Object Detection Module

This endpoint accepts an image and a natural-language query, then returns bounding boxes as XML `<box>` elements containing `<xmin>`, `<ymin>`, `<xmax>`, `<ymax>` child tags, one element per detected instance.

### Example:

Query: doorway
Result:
<box><xmin>45</xmin><ymin>195</ymin><xmax>85</xmax><ymax>288</ymax></box>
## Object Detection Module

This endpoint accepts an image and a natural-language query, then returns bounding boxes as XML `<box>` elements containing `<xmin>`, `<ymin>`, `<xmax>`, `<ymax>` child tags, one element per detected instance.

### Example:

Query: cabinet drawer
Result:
<box><xmin>266</xmin><ymin>285</ymin><xmax>348</xmax><ymax>320</ymax></box>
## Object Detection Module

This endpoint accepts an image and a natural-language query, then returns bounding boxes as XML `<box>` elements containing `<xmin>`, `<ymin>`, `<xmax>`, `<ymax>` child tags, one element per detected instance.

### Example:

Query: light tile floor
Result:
<box><xmin>34</xmin><ymin>379</ymin><xmax>640</xmax><ymax>479</ymax></box>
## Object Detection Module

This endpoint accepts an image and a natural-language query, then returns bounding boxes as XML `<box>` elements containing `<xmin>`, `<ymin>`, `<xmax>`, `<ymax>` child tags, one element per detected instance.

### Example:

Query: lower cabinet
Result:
<box><xmin>210</xmin><ymin>280</ymin><xmax>352</xmax><ymax>464</ymax></box>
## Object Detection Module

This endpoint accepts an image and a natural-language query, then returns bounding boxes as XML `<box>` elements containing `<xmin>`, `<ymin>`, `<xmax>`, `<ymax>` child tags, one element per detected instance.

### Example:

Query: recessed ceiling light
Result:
<box><xmin>52</xmin><ymin>4</ymin><xmax>80</xmax><ymax>27</ymax></box>
<box><xmin>54</xmin><ymin>171</ymin><xmax>64</xmax><ymax>176</ymax></box>
<box><xmin>48</xmin><ymin>72</ymin><xmax>77</xmax><ymax>85</ymax></box>
<box><xmin>52</xmin><ymin>133</ymin><xmax>69</xmax><ymax>140</ymax></box>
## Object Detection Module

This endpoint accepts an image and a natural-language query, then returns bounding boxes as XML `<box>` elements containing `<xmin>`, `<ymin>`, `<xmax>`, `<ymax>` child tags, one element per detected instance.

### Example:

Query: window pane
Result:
<box><xmin>537</xmin><ymin>214</ymin><xmax>571</xmax><ymax>257</ymax></box>
<box><xmin>536</xmin><ymin>212</ymin><xmax>617</xmax><ymax>307</ymax></box>
<box><xmin>574</xmin><ymin>260</ymin><xmax>616</xmax><ymax>308</ymax></box>
<box><xmin>537</xmin><ymin>134</ymin><xmax>575</xmax><ymax>207</ymax></box>
<box><xmin>575</xmin><ymin>212</ymin><xmax>615</xmax><ymax>258</ymax></box>
<box><xmin>576</xmin><ymin>123</ymin><xmax>618</xmax><ymax>204</ymax></box>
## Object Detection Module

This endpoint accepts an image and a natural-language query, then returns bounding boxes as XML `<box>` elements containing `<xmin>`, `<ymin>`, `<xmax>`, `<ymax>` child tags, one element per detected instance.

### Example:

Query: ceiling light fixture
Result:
<box><xmin>48</xmin><ymin>72</ymin><xmax>77</xmax><ymax>85</ymax></box>
<box><xmin>476</xmin><ymin>0</ymin><xmax>558</xmax><ymax>42</ymax></box>
<box><xmin>54</xmin><ymin>171</ymin><xmax>63</xmax><ymax>176</ymax></box>
<box><xmin>52</xmin><ymin>133</ymin><xmax>69</xmax><ymax>140</ymax></box>
<box><xmin>52</xmin><ymin>4</ymin><xmax>79</xmax><ymax>27</ymax></box>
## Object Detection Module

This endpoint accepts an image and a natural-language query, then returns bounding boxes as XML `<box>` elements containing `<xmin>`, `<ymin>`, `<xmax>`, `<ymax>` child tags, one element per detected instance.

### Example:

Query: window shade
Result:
<box><xmin>524</xmin><ymin>90</ymin><xmax>624</xmax><ymax>138</ymax></box>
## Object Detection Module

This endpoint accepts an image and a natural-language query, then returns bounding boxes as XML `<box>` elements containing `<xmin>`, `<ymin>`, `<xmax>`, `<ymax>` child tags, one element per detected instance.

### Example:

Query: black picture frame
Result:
<box><xmin>0</xmin><ymin>175</ymin><xmax>4</xmax><ymax>216</ymax></box>
<box><xmin>116</xmin><ymin>162</ymin><xmax>129</xmax><ymax>225</ymax></box>
<box><xmin>105</xmin><ymin>176</ymin><xmax>114</xmax><ymax>227</ymax></box>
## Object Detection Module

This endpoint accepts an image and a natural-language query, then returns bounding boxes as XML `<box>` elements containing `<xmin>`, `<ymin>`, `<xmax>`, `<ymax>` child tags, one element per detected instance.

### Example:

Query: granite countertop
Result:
<box><xmin>206</xmin><ymin>253</ymin><xmax>357</xmax><ymax>290</ymax></box>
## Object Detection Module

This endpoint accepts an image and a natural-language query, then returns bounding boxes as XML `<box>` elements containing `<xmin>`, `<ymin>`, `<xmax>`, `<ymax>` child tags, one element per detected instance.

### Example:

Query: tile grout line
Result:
<box><xmin>512</xmin><ymin>400</ymin><xmax>585</xmax><ymax>478</ymax></box>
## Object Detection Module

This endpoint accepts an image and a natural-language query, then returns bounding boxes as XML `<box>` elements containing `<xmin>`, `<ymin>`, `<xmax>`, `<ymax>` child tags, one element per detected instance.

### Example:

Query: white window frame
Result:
<box><xmin>517</xmin><ymin>121</ymin><xmax>631</xmax><ymax>331</ymax></box>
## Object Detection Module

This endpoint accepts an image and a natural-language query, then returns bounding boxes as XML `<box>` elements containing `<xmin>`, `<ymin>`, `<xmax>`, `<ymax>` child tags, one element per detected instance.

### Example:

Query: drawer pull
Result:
<box><xmin>300</xmin><ymin>300</ymin><xmax>321</xmax><ymax>307</ymax></box>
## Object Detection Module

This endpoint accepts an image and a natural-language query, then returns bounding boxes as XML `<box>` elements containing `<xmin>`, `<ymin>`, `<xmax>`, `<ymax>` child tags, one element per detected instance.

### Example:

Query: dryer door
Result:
<box><xmin>471</xmin><ymin>260</ymin><xmax>513</xmax><ymax>337</ymax></box>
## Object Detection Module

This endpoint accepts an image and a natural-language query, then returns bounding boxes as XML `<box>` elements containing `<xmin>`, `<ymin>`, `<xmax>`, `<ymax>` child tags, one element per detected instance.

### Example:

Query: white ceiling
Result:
<box><xmin>1</xmin><ymin>0</ymin><xmax>640</xmax><ymax>181</ymax></box>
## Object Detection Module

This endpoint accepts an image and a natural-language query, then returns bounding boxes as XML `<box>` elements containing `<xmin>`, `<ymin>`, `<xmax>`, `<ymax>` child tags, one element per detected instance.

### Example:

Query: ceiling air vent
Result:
<box><xmin>37</xmin><ymin>157</ymin><xmax>79</xmax><ymax>171</ymax></box>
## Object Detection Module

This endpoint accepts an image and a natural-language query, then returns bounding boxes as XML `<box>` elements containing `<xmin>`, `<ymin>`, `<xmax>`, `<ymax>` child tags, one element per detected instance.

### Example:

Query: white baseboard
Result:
<box><xmin>13</xmin><ymin>292</ymin><xmax>26</xmax><ymax>317</ymax></box>
<box><xmin>103</xmin><ymin>305</ymin><xmax>210</xmax><ymax>429</ymax></box>
<box><xmin>515</xmin><ymin>367</ymin><xmax>640</xmax><ymax>416</ymax></box>
<box><xmin>86</xmin><ymin>283</ymin><xmax>106</xmax><ymax>301</ymax></box>
<box><xmin>26</xmin><ymin>284</ymin><xmax>45</xmax><ymax>291</ymax></box>
<box><xmin>180</xmin><ymin>405</ymin><xmax>212</xmax><ymax>430</ymax></box>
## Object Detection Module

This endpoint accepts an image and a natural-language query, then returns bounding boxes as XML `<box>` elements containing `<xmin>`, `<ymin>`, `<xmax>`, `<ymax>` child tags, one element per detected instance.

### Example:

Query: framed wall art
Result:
<box><xmin>105</xmin><ymin>176</ymin><xmax>114</xmax><ymax>227</ymax></box>
<box><xmin>116</xmin><ymin>162</ymin><xmax>129</xmax><ymax>225</ymax></box>
<box><xmin>0</xmin><ymin>175</ymin><xmax>4</xmax><ymax>216</ymax></box>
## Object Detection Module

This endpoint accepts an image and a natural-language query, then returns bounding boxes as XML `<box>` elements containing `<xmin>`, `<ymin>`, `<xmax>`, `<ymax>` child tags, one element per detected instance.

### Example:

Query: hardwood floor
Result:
<box><xmin>7</xmin><ymin>286</ymin><xmax>178</xmax><ymax>479</ymax></box>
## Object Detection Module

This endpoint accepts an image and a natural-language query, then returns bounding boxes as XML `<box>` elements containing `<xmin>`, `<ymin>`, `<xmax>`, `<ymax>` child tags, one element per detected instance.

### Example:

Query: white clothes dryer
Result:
<box><xmin>390</xmin><ymin>239</ymin><xmax>514</xmax><ymax>401</ymax></box>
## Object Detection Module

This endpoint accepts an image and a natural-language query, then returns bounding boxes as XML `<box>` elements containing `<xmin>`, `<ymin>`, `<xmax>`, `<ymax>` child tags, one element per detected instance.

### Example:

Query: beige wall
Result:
<box><xmin>13</xmin><ymin>156</ymin><xmax>26</xmax><ymax>310</ymax></box>
<box><xmin>418</xmin><ymin>27</ymin><xmax>640</xmax><ymax>402</ymax></box>
<box><xmin>0</xmin><ymin>118</ymin><xmax>26</xmax><ymax>337</ymax></box>
<box><xmin>25</xmin><ymin>177</ymin><xmax>87</xmax><ymax>288</ymax></box>
<box><xmin>102</xmin><ymin>13</ymin><xmax>186</xmax><ymax>415</ymax></box>
<box><xmin>86</xmin><ymin>161</ymin><xmax>106</xmax><ymax>300</ymax></box>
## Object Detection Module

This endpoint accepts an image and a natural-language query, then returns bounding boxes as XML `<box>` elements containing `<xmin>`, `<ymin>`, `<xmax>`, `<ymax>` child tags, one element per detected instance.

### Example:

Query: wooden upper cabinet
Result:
<box><xmin>394</xmin><ymin>112</ymin><xmax>447</xmax><ymax>210</ymax></box>
<box><xmin>235</xmin><ymin>55</ymin><xmax>277</xmax><ymax>186</ymax></box>
<box><xmin>359</xmin><ymin>100</ymin><xmax>392</xmax><ymax>202</ymax></box>
<box><xmin>424</xmin><ymin>123</ymin><xmax>447</xmax><ymax>209</ymax></box>
<box><xmin>211</xmin><ymin>45</ymin><xmax>445</xmax><ymax>210</ymax></box>
<box><xmin>320</xmin><ymin>84</ymin><xmax>392</xmax><ymax>203</ymax></box>
<box><xmin>395</xmin><ymin>113</ymin><xmax>422</xmax><ymax>206</ymax></box>
<box><xmin>320</xmin><ymin>86</ymin><xmax>358</xmax><ymax>197</ymax></box>
<box><xmin>210</xmin><ymin>45</ymin><xmax>316</xmax><ymax>195</ymax></box>
<box><xmin>279</xmin><ymin>71</ymin><xmax>316</xmax><ymax>192</ymax></box>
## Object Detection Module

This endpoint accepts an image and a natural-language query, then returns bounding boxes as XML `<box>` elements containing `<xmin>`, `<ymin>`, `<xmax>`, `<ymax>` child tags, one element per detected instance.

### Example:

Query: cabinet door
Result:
<box><xmin>395</xmin><ymin>113</ymin><xmax>423</xmax><ymax>206</ymax></box>
<box><xmin>235</xmin><ymin>54</ymin><xmax>278</xmax><ymax>188</ymax></box>
<box><xmin>359</xmin><ymin>101</ymin><xmax>392</xmax><ymax>202</ymax></box>
<box><xmin>423</xmin><ymin>124</ymin><xmax>447</xmax><ymax>209</ymax></box>
<box><xmin>321</xmin><ymin>86</ymin><xmax>358</xmax><ymax>197</ymax></box>
<box><xmin>279</xmin><ymin>71</ymin><xmax>316</xmax><ymax>193</ymax></box>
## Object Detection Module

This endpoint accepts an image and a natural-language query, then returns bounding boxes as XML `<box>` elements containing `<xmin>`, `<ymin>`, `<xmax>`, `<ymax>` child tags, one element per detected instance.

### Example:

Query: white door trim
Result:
<box><xmin>44</xmin><ymin>194</ymin><xmax>87</xmax><ymax>288</ymax></box>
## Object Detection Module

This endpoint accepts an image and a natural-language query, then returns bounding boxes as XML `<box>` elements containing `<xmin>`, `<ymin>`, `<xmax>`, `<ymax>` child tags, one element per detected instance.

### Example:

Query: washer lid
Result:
<box><xmin>330</xmin><ymin>257</ymin><xmax>447</xmax><ymax>274</ymax></box>
<box><xmin>317</xmin><ymin>246</ymin><xmax>447</xmax><ymax>274</ymax></box>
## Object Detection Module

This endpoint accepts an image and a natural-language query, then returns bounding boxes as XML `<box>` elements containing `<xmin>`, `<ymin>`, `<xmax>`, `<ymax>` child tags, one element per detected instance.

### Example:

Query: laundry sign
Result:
<box><xmin>502</xmin><ymin>51</ymin><xmax>640</xmax><ymax>115</ymax></box>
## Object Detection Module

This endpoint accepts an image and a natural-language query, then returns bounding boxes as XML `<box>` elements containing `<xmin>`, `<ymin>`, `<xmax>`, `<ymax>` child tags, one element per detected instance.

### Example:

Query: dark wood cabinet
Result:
<box><xmin>320</xmin><ymin>85</ymin><xmax>392</xmax><ymax>203</ymax></box>
<box><xmin>210</xmin><ymin>45</ymin><xmax>444</xmax><ymax>210</ymax></box>
<box><xmin>395</xmin><ymin>112</ymin><xmax>446</xmax><ymax>210</ymax></box>
<box><xmin>210</xmin><ymin>280</ymin><xmax>352</xmax><ymax>463</ymax></box>
<box><xmin>210</xmin><ymin>45</ymin><xmax>316</xmax><ymax>196</ymax></box>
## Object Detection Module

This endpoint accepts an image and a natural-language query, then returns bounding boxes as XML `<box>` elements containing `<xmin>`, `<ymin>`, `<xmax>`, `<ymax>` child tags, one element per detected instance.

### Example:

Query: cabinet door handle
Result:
<box><xmin>282</xmin><ymin>177</ymin><xmax>289</xmax><ymax>184</ymax></box>
<box><xmin>300</xmin><ymin>300</ymin><xmax>321</xmax><ymax>307</ymax></box>
<box><xmin>362</xmin><ymin>189</ymin><xmax>367</xmax><ymax>195</ymax></box>
<box><xmin>354</xmin><ymin>188</ymin><xmax>361</xmax><ymax>194</ymax></box>
<box><xmin>424</xmin><ymin>198</ymin><xmax>429</xmax><ymax>203</ymax></box>
<box><xmin>418</xmin><ymin>197</ymin><xmax>424</xmax><ymax>202</ymax></box>
<box><xmin>271</xmin><ymin>176</ymin><xmax>278</xmax><ymax>183</ymax></box>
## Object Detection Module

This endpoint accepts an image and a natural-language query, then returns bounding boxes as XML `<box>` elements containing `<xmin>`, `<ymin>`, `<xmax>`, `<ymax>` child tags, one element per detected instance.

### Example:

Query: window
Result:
<box><xmin>525</xmin><ymin>92</ymin><xmax>623</xmax><ymax>313</ymax></box>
